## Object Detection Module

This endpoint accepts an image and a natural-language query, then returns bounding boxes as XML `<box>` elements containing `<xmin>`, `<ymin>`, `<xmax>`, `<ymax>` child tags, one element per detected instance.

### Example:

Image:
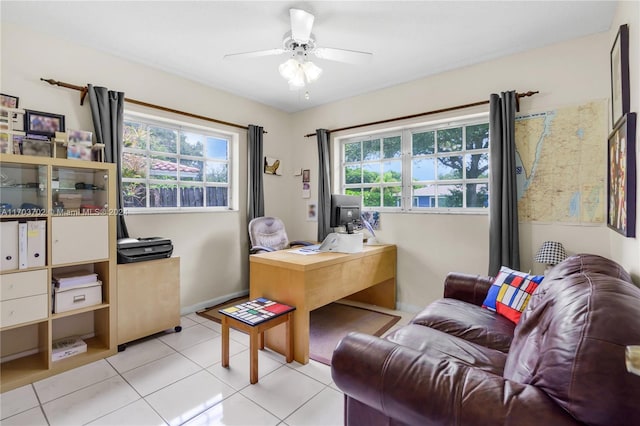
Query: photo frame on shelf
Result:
<box><xmin>610</xmin><ymin>24</ymin><xmax>630</xmax><ymax>128</ymax></box>
<box><xmin>607</xmin><ymin>112</ymin><xmax>636</xmax><ymax>237</ymax></box>
<box><xmin>67</xmin><ymin>129</ymin><xmax>93</xmax><ymax>161</ymax></box>
<box><xmin>0</xmin><ymin>93</ymin><xmax>19</xmax><ymax>119</ymax></box>
<box><xmin>22</xmin><ymin>138</ymin><xmax>52</xmax><ymax>157</ymax></box>
<box><xmin>0</xmin><ymin>132</ymin><xmax>10</xmax><ymax>154</ymax></box>
<box><xmin>24</xmin><ymin>109</ymin><xmax>65</xmax><ymax>138</ymax></box>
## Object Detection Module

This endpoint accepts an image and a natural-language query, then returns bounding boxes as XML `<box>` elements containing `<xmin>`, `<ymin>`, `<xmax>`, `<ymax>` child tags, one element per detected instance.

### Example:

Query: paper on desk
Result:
<box><xmin>290</xmin><ymin>248</ymin><xmax>321</xmax><ymax>255</ymax></box>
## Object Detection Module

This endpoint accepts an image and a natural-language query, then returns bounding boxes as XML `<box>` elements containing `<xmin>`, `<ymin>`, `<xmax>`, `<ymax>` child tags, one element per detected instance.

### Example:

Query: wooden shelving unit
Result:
<box><xmin>0</xmin><ymin>153</ymin><xmax>117</xmax><ymax>393</ymax></box>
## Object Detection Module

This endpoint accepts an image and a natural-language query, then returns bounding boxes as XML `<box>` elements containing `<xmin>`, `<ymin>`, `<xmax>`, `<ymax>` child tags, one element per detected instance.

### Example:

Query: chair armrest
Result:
<box><xmin>289</xmin><ymin>240</ymin><xmax>314</xmax><ymax>247</ymax></box>
<box><xmin>249</xmin><ymin>245</ymin><xmax>276</xmax><ymax>254</ymax></box>
<box><xmin>331</xmin><ymin>333</ymin><xmax>580</xmax><ymax>426</ymax></box>
<box><xmin>443</xmin><ymin>272</ymin><xmax>494</xmax><ymax>306</ymax></box>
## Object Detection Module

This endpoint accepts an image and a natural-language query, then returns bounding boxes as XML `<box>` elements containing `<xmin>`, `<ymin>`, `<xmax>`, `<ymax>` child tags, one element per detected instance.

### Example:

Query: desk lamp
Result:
<box><xmin>534</xmin><ymin>241</ymin><xmax>567</xmax><ymax>273</ymax></box>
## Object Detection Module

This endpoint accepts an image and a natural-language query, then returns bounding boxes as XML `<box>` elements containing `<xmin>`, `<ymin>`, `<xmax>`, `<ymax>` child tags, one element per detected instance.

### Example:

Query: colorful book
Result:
<box><xmin>220</xmin><ymin>297</ymin><xmax>295</xmax><ymax>326</ymax></box>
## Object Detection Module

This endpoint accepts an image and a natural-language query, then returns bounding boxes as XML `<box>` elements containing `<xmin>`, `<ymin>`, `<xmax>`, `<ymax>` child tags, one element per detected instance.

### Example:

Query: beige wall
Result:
<box><xmin>609</xmin><ymin>1</ymin><xmax>640</xmax><ymax>281</ymax></box>
<box><xmin>289</xmin><ymin>30</ymin><xmax>625</xmax><ymax>311</ymax></box>
<box><xmin>0</xmin><ymin>23</ymin><xmax>293</xmax><ymax>312</ymax></box>
<box><xmin>2</xmin><ymin>1</ymin><xmax>638</xmax><ymax>315</ymax></box>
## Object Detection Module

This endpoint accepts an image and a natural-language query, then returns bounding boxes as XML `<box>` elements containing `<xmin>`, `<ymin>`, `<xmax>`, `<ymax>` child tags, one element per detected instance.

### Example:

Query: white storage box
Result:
<box><xmin>52</xmin><ymin>336</ymin><xmax>87</xmax><ymax>361</ymax></box>
<box><xmin>54</xmin><ymin>281</ymin><xmax>102</xmax><ymax>313</ymax></box>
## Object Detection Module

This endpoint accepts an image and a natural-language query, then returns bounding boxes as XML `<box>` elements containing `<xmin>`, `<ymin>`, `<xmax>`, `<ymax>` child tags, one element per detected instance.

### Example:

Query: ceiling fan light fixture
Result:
<box><xmin>288</xmin><ymin>70</ymin><xmax>306</xmax><ymax>90</ymax></box>
<box><xmin>278</xmin><ymin>58</ymin><xmax>299</xmax><ymax>80</ymax></box>
<box><xmin>302</xmin><ymin>60</ymin><xmax>322</xmax><ymax>82</ymax></box>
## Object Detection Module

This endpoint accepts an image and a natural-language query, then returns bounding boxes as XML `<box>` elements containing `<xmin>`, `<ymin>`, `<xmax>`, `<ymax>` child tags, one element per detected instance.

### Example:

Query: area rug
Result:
<box><xmin>197</xmin><ymin>299</ymin><xmax>400</xmax><ymax>366</ymax></box>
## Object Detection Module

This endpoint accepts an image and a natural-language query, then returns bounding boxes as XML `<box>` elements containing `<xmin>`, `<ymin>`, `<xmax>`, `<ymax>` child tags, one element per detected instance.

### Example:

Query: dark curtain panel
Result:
<box><xmin>87</xmin><ymin>84</ymin><xmax>129</xmax><ymax>239</ymax></box>
<box><xmin>488</xmin><ymin>91</ymin><xmax>520</xmax><ymax>276</ymax></box>
<box><xmin>316</xmin><ymin>129</ymin><xmax>331</xmax><ymax>241</ymax></box>
<box><xmin>247</xmin><ymin>124</ymin><xmax>264</xmax><ymax>222</ymax></box>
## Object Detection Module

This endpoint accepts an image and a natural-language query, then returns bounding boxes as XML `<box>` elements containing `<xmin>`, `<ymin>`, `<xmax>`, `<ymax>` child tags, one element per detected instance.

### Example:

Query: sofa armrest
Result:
<box><xmin>443</xmin><ymin>272</ymin><xmax>494</xmax><ymax>306</ymax></box>
<box><xmin>331</xmin><ymin>333</ymin><xmax>580</xmax><ymax>426</ymax></box>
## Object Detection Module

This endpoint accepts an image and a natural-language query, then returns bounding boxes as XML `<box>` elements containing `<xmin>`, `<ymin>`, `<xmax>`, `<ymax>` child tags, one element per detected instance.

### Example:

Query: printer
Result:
<box><xmin>117</xmin><ymin>237</ymin><xmax>173</xmax><ymax>264</ymax></box>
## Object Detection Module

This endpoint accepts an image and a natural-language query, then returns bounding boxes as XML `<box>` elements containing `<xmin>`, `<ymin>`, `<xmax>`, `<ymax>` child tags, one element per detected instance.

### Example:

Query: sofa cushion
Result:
<box><xmin>385</xmin><ymin>324</ymin><xmax>507</xmax><ymax>375</ymax></box>
<box><xmin>482</xmin><ymin>266</ymin><xmax>544</xmax><ymax>324</ymax></box>
<box><xmin>411</xmin><ymin>298</ymin><xmax>515</xmax><ymax>353</ymax></box>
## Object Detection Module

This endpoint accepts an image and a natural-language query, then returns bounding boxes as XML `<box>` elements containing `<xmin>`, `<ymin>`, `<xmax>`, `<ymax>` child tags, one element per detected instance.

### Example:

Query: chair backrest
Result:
<box><xmin>503</xmin><ymin>254</ymin><xmax>640</xmax><ymax>425</ymax></box>
<box><xmin>248</xmin><ymin>216</ymin><xmax>290</xmax><ymax>251</ymax></box>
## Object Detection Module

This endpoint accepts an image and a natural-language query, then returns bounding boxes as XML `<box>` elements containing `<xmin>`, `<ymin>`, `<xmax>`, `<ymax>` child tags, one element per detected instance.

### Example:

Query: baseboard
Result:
<box><xmin>396</xmin><ymin>301</ymin><xmax>422</xmax><ymax>314</ymax></box>
<box><xmin>181</xmin><ymin>289</ymin><xmax>249</xmax><ymax>316</ymax></box>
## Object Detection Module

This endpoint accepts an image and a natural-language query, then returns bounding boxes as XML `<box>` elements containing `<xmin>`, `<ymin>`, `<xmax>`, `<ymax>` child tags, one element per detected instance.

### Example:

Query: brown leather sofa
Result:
<box><xmin>331</xmin><ymin>254</ymin><xmax>640</xmax><ymax>425</ymax></box>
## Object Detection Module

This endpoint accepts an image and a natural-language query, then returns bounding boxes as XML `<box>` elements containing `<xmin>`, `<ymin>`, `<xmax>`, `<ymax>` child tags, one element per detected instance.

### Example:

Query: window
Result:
<box><xmin>340</xmin><ymin>118</ymin><xmax>489</xmax><ymax>212</ymax></box>
<box><xmin>122</xmin><ymin>113</ymin><xmax>235</xmax><ymax>211</ymax></box>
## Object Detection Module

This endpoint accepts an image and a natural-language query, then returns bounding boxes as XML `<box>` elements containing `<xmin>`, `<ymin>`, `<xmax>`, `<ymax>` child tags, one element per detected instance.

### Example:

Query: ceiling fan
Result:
<box><xmin>224</xmin><ymin>8</ymin><xmax>373</xmax><ymax>89</ymax></box>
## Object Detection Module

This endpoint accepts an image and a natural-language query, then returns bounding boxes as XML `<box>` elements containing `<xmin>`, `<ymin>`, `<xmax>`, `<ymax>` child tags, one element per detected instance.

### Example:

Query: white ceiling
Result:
<box><xmin>2</xmin><ymin>1</ymin><xmax>616</xmax><ymax>113</ymax></box>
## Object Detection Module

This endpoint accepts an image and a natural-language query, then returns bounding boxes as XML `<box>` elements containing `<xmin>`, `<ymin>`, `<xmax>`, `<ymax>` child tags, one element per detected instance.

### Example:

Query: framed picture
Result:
<box><xmin>24</xmin><ymin>110</ymin><xmax>65</xmax><ymax>137</ymax></box>
<box><xmin>22</xmin><ymin>138</ymin><xmax>52</xmax><ymax>158</ymax></box>
<box><xmin>610</xmin><ymin>24</ymin><xmax>630</xmax><ymax>128</ymax></box>
<box><xmin>607</xmin><ymin>112</ymin><xmax>636</xmax><ymax>237</ymax></box>
<box><xmin>306</xmin><ymin>201</ymin><xmax>317</xmax><ymax>221</ymax></box>
<box><xmin>66</xmin><ymin>129</ymin><xmax>93</xmax><ymax>161</ymax></box>
<box><xmin>0</xmin><ymin>93</ymin><xmax>19</xmax><ymax>119</ymax></box>
<box><xmin>264</xmin><ymin>156</ymin><xmax>281</xmax><ymax>175</ymax></box>
<box><xmin>0</xmin><ymin>132</ymin><xmax>10</xmax><ymax>154</ymax></box>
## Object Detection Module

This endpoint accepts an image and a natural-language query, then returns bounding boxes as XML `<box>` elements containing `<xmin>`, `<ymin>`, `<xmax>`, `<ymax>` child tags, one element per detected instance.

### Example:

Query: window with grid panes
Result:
<box><xmin>122</xmin><ymin>113</ymin><xmax>234</xmax><ymax>211</ymax></box>
<box><xmin>340</xmin><ymin>119</ymin><xmax>489</xmax><ymax>212</ymax></box>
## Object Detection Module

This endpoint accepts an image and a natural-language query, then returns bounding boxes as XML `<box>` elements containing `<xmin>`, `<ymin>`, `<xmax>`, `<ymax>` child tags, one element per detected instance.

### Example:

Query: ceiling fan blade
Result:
<box><xmin>223</xmin><ymin>48</ymin><xmax>286</xmax><ymax>60</ymax></box>
<box><xmin>314</xmin><ymin>47</ymin><xmax>373</xmax><ymax>64</ymax></box>
<box><xmin>290</xmin><ymin>8</ymin><xmax>314</xmax><ymax>43</ymax></box>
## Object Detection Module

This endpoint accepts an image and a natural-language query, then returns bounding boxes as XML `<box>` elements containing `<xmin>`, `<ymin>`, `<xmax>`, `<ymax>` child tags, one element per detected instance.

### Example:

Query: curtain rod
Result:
<box><xmin>40</xmin><ymin>78</ymin><xmax>266</xmax><ymax>133</ymax></box>
<box><xmin>303</xmin><ymin>90</ymin><xmax>539</xmax><ymax>138</ymax></box>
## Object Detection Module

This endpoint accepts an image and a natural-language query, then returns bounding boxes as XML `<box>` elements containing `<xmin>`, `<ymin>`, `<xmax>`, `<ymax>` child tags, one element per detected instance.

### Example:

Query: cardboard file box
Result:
<box><xmin>54</xmin><ymin>281</ymin><xmax>102</xmax><ymax>313</ymax></box>
<box><xmin>52</xmin><ymin>336</ymin><xmax>87</xmax><ymax>361</ymax></box>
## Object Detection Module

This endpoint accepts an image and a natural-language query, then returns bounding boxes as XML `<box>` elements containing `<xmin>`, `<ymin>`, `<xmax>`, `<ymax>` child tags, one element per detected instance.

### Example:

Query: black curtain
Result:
<box><xmin>316</xmin><ymin>129</ymin><xmax>331</xmax><ymax>241</ymax></box>
<box><xmin>87</xmin><ymin>84</ymin><xmax>129</xmax><ymax>239</ymax></box>
<box><xmin>488</xmin><ymin>91</ymin><xmax>520</xmax><ymax>276</ymax></box>
<box><xmin>247</xmin><ymin>124</ymin><xmax>264</xmax><ymax>222</ymax></box>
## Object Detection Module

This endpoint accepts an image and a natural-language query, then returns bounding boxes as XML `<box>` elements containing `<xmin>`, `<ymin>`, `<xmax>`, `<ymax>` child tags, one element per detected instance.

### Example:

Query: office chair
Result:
<box><xmin>248</xmin><ymin>216</ymin><xmax>313</xmax><ymax>254</ymax></box>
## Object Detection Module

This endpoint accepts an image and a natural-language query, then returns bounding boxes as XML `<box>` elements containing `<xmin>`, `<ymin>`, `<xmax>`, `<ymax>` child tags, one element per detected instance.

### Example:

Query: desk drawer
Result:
<box><xmin>0</xmin><ymin>269</ymin><xmax>48</xmax><ymax>301</ymax></box>
<box><xmin>1</xmin><ymin>294</ymin><xmax>48</xmax><ymax>328</ymax></box>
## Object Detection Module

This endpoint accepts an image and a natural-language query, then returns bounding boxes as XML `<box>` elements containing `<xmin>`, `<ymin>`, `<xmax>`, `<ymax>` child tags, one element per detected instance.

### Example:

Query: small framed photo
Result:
<box><xmin>607</xmin><ymin>112</ymin><xmax>636</xmax><ymax>237</ymax></box>
<box><xmin>264</xmin><ymin>156</ymin><xmax>281</xmax><ymax>175</ymax></box>
<box><xmin>610</xmin><ymin>24</ymin><xmax>630</xmax><ymax>128</ymax></box>
<box><xmin>306</xmin><ymin>201</ymin><xmax>317</xmax><ymax>221</ymax></box>
<box><xmin>302</xmin><ymin>169</ymin><xmax>310</xmax><ymax>182</ymax></box>
<box><xmin>67</xmin><ymin>129</ymin><xmax>94</xmax><ymax>161</ymax></box>
<box><xmin>0</xmin><ymin>93</ymin><xmax>19</xmax><ymax>118</ymax></box>
<box><xmin>24</xmin><ymin>110</ymin><xmax>65</xmax><ymax>137</ymax></box>
<box><xmin>0</xmin><ymin>132</ymin><xmax>10</xmax><ymax>154</ymax></box>
<box><xmin>22</xmin><ymin>138</ymin><xmax>52</xmax><ymax>158</ymax></box>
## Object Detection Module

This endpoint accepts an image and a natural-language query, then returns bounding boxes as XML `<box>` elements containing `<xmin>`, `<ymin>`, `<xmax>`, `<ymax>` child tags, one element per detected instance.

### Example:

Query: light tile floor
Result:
<box><xmin>1</xmin><ymin>303</ymin><xmax>414</xmax><ymax>426</ymax></box>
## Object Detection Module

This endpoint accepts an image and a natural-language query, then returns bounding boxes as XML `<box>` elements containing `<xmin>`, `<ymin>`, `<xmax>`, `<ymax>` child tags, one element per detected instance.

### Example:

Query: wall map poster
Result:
<box><xmin>514</xmin><ymin>100</ymin><xmax>606</xmax><ymax>224</ymax></box>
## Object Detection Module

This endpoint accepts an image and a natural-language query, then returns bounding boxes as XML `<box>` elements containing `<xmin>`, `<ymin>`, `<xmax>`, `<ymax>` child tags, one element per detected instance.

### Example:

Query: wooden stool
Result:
<box><xmin>220</xmin><ymin>298</ymin><xmax>295</xmax><ymax>384</ymax></box>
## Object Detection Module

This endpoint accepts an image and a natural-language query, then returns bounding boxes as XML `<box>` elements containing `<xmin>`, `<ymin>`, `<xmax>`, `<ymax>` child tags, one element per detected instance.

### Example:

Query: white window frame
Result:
<box><xmin>122</xmin><ymin>111</ymin><xmax>239</xmax><ymax>214</ymax></box>
<box><xmin>336</xmin><ymin>113</ymin><xmax>490</xmax><ymax>214</ymax></box>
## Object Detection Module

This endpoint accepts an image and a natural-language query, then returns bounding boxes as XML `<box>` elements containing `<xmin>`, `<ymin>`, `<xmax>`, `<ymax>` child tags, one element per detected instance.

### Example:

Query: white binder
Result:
<box><xmin>27</xmin><ymin>220</ymin><xmax>46</xmax><ymax>267</ymax></box>
<box><xmin>18</xmin><ymin>222</ymin><xmax>28</xmax><ymax>269</ymax></box>
<box><xmin>0</xmin><ymin>221</ymin><xmax>19</xmax><ymax>271</ymax></box>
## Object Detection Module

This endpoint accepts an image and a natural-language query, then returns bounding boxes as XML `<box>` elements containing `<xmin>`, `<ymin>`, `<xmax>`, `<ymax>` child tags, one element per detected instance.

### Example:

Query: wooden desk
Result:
<box><xmin>249</xmin><ymin>244</ymin><xmax>396</xmax><ymax>364</ymax></box>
